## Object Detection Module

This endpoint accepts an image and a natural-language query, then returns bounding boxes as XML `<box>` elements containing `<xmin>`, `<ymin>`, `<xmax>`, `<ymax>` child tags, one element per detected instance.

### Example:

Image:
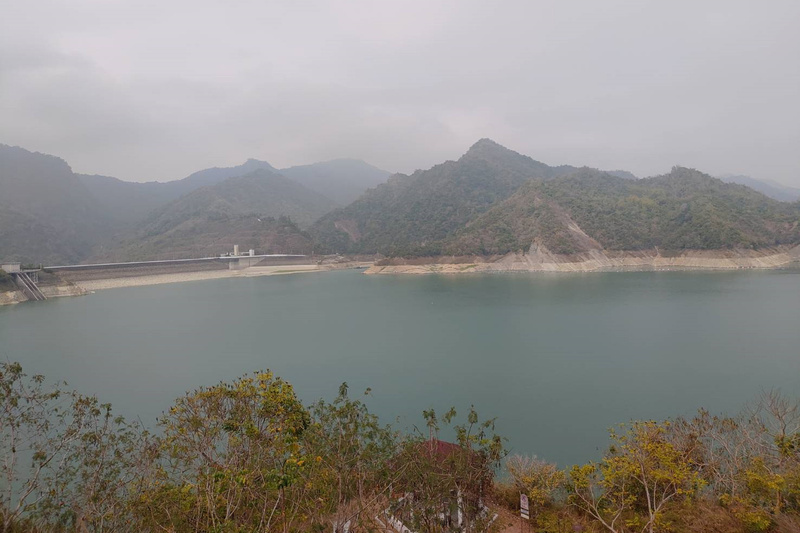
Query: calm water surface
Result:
<box><xmin>1</xmin><ymin>269</ymin><xmax>798</xmax><ymax>465</ymax></box>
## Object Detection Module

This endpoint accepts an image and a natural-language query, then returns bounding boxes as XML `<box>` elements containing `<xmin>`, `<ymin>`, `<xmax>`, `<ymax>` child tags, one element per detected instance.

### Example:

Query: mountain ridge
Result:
<box><xmin>310</xmin><ymin>138</ymin><xmax>576</xmax><ymax>256</ymax></box>
<box><xmin>719</xmin><ymin>174</ymin><xmax>800</xmax><ymax>202</ymax></box>
<box><xmin>3</xmin><ymin>140</ymin><xmax>799</xmax><ymax>266</ymax></box>
<box><xmin>1</xmin><ymin>144</ymin><xmax>389</xmax><ymax>263</ymax></box>
<box><xmin>445</xmin><ymin>166</ymin><xmax>800</xmax><ymax>257</ymax></box>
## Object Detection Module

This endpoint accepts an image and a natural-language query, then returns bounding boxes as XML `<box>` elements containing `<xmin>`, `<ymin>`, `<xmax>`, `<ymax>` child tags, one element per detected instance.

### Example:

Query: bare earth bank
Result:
<box><xmin>365</xmin><ymin>245</ymin><xmax>800</xmax><ymax>275</ymax></box>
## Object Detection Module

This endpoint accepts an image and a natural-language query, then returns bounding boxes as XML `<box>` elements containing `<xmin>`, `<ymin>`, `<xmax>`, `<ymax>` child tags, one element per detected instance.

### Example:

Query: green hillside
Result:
<box><xmin>447</xmin><ymin>167</ymin><xmax>800</xmax><ymax>256</ymax></box>
<box><xmin>311</xmin><ymin>139</ymin><xmax>577</xmax><ymax>256</ymax></box>
<box><xmin>0</xmin><ymin>145</ymin><xmax>117</xmax><ymax>264</ymax></box>
<box><xmin>92</xmin><ymin>170</ymin><xmax>330</xmax><ymax>261</ymax></box>
<box><xmin>141</xmin><ymin>169</ymin><xmax>336</xmax><ymax>233</ymax></box>
<box><xmin>96</xmin><ymin>215</ymin><xmax>313</xmax><ymax>262</ymax></box>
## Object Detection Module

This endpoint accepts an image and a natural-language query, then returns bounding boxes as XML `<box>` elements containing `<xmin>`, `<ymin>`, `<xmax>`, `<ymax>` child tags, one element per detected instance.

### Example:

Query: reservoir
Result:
<box><xmin>1</xmin><ymin>269</ymin><xmax>798</xmax><ymax>466</ymax></box>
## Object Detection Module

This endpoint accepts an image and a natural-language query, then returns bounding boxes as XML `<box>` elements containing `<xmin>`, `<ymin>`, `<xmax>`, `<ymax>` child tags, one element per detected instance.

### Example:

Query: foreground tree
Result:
<box><xmin>133</xmin><ymin>371</ymin><xmax>311</xmax><ymax>533</ymax></box>
<box><xmin>302</xmin><ymin>383</ymin><xmax>397</xmax><ymax>531</ymax></box>
<box><xmin>506</xmin><ymin>454</ymin><xmax>565</xmax><ymax>512</ymax></box>
<box><xmin>568</xmin><ymin>461</ymin><xmax>633</xmax><ymax>533</ymax></box>
<box><xmin>0</xmin><ymin>363</ymin><xmax>100</xmax><ymax>531</ymax></box>
<box><xmin>569</xmin><ymin>421</ymin><xmax>704</xmax><ymax>533</ymax></box>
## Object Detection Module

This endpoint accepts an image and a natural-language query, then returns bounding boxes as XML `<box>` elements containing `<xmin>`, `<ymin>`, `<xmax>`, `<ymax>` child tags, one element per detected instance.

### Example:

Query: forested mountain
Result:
<box><xmin>140</xmin><ymin>169</ymin><xmax>336</xmax><ymax>233</ymax></box>
<box><xmin>94</xmin><ymin>215</ymin><xmax>313</xmax><ymax>262</ymax></box>
<box><xmin>0</xmin><ymin>147</ymin><xmax>319</xmax><ymax>263</ymax></box>
<box><xmin>90</xmin><ymin>170</ymin><xmax>330</xmax><ymax>261</ymax></box>
<box><xmin>447</xmin><ymin>167</ymin><xmax>800</xmax><ymax>256</ymax></box>
<box><xmin>606</xmin><ymin>169</ymin><xmax>638</xmax><ymax>180</ymax></box>
<box><xmin>169</xmin><ymin>159</ymin><xmax>276</xmax><ymax>194</ymax></box>
<box><xmin>0</xmin><ymin>145</ymin><xmax>117</xmax><ymax>264</ymax></box>
<box><xmin>4</xmin><ymin>140</ymin><xmax>798</xmax><ymax>265</ymax></box>
<box><xmin>1</xmin><ymin>144</ymin><xmax>384</xmax><ymax>264</ymax></box>
<box><xmin>77</xmin><ymin>159</ymin><xmax>277</xmax><ymax>225</ymax></box>
<box><xmin>279</xmin><ymin>159</ymin><xmax>391</xmax><ymax>205</ymax></box>
<box><xmin>310</xmin><ymin>139</ymin><xmax>579</xmax><ymax>256</ymax></box>
<box><xmin>719</xmin><ymin>174</ymin><xmax>800</xmax><ymax>202</ymax></box>
<box><xmin>311</xmin><ymin>140</ymin><xmax>800</xmax><ymax>258</ymax></box>
<box><xmin>77</xmin><ymin>174</ymin><xmax>171</xmax><ymax>225</ymax></box>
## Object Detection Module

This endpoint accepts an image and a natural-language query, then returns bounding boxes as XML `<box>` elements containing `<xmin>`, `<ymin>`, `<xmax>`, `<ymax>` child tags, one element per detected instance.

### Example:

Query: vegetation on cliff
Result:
<box><xmin>446</xmin><ymin>167</ymin><xmax>800</xmax><ymax>256</ymax></box>
<box><xmin>311</xmin><ymin>141</ymin><xmax>800</xmax><ymax>259</ymax></box>
<box><xmin>310</xmin><ymin>139</ymin><xmax>578</xmax><ymax>256</ymax></box>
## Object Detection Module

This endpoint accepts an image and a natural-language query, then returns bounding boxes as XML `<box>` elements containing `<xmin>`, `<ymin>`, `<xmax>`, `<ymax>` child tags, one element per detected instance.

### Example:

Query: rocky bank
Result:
<box><xmin>365</xmin><ymin>245</ymin><xmax>800</xmax><ymax>275</ymax></box>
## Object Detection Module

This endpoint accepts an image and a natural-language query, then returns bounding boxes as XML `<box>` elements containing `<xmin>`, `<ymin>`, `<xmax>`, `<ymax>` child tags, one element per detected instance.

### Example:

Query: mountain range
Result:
<box><xmin>445</xmin><ymin>167</ymin><xmax>800</xmax><ymax>257</ymax></box>
<box><xmin>310</xmin><ymin>139</ymin><xmax>800</xmax><ymax>258</ymax></box>
<box><xmin>2</xmin><ymin>140</ymin><xmax>799</xmax><ymax>266</ymax></box>
<box><xmin>0</xmin><ymin>144</ymin><xmax>389</xmax><ymax>264</ymax></box>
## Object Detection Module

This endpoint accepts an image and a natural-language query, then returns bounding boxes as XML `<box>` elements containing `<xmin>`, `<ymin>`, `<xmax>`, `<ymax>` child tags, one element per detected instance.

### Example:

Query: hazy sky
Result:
<box><xmin>2</xmin><ymin>1</ymin><xmax>799</xmax><ymax>185</ymax></box>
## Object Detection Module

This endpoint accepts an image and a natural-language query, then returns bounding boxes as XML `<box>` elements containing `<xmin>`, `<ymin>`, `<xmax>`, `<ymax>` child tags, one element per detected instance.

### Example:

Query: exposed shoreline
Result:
<box><xmin>3</xmin><ymin>247</ymin><xmax>800</xmax><ymax>306</ymax></box>
<box><xmin>366</xmin><ymin>245</ymin><xmax>800</xmax><ymax>275</ymax></box>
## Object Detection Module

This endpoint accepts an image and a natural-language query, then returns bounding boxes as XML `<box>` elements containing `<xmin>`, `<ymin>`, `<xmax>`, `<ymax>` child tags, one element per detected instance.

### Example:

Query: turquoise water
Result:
<box><xmin>1</xmin><ymin>269</ymin><xmax>799</xmax><ymax>465</ymax></box>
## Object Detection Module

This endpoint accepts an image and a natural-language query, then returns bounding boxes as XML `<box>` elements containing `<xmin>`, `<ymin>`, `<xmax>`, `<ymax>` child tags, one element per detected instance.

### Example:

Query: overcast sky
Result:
<box><xmin>2</xmin><ymin>1</ymin><xmax>799</xmax><ymax>185</ymax></box>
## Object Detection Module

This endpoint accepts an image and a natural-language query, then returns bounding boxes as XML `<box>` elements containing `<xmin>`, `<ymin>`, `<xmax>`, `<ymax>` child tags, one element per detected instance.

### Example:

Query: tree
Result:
<box><xmin>569</xmin><ymin>421</ymin><xmax>704</xmax><ymax>533</ymax></box>
<box><xmin>506</xmin><ymin>454</ymin><xmax>565</xmax><ymax>511</ymax></box>
<box><xmin>135</xmin><ymin>370</ymin><xmax>311</xmax><ymax>533</ymax></box>
<box><xmin>568</xmin><ymin>462</ymin><xmax>633</xmax><ymax>533</ymax></box>
<box><xmin>0</xmin><ymin>362</ymin><xmax>95</xmax><ymax>531</ymax></box>
<box><xmin>302</xmin><ymin>383</ymin><xmax>397</xmax><ymax>532</ymax></box>
<box><xmin>609</xmin><ymin>421</ymin><xmax>704</xmax><ymax>533</ymax></box>
<box><xmin>35</xmin><ymin>401</ymin><xmax>155</xmax><ymax>533</ymax></box>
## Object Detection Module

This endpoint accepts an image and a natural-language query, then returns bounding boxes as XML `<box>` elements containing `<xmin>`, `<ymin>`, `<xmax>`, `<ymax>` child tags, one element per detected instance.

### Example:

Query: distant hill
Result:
<box><xmin>1</xmin><ymin>147</ymin><xmax>291</xmax><ymax>263</ymax></box>
<box><xmin>77</xmin><ymin>159</ymin><xmax>278</xmax><ymax>225</ymax></box>
<box><xmin>77</xmin><ymin>158</ymin><xmax>389</xmax><ymax>226</ymax></box>
<box><xmin>278</xmin><ymin>159</ymin><xmax>391</xmax><ymax>205</ymax></box>
<box><xmin>310</xmin><ymin>139</ymin><xmax>579</xmax><ymax>256</ymax></box>
<box><xmin>606</xmin><ymin>169</ymin><xmax>638</xmax><ymax>180</ymax></box>
<box><xmin>0</xmin><ymin>144</ymin><xmax>116</xmax><ymax>264</ymax></box>
<box><xmin>141</xmin><ymin>169</ymin><xmax>336</xmax><ymax>232</ymax></box>
<box><xmin>447</xmin><ymin>167</ymin><xmax>800</xmax><ymax>256</ymax></box>
<box><xmin>3</xmin><ymin>144</ymin><xmax>383</xmax><ymax>264</ymax></box>
<box><xmin>95</xmin><ymin>215</ymin><xmax>313</xmax><ymax>262</ymax></box>
<box><xmin>77</xmin><ymin>174</ymin><xmax>169</xmax><ymax>225</ymax></box>
<box><xmin>93</xmin><ymin>169</ymin><xmax>332</xmax><ymax>261</ymax></box>
<box><xmin>169</xmin><ymin>159</ymin><xmax>276</xmax><ymax>193</ymax></box>
<box><xmin>719</xmin><ymin>174</ymin><xmax>800</xmax><ymax>202</ymax></box>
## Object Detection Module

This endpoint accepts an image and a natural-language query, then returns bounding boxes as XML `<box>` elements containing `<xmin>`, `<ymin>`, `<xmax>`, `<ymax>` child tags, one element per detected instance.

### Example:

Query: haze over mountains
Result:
<box><xmin>0</xmin><ymin>144</ymin><xmax>388</xmax><ymax>263</ymax></box>
<box><xmin>2</xmin><ymin>140</ymin><xmax>799</xmax><ymax>265</ymax></box>
<box><xmin>719</xmin><ymin>174</ymin><xmax>800</xmax><ymax>203</ymax></box>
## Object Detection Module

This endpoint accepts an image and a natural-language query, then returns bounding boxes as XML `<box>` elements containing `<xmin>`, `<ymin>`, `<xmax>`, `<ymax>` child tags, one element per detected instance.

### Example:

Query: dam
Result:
<box><xmin>1</xmin><ymin>247</ymin><xmax>324</xmax><ymax>305</ymax></box>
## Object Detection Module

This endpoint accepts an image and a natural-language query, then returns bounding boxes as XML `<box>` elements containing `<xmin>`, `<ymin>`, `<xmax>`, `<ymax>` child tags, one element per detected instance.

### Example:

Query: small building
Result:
<box><xmin>381</xmin><ymin>439</ymin><xmax>495</xmax><ymax>533</ymax></box>
<box><xmin>1</xmin><ymin>263</ymin><xmax>21</xmax><ymax>273</ymax></box>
